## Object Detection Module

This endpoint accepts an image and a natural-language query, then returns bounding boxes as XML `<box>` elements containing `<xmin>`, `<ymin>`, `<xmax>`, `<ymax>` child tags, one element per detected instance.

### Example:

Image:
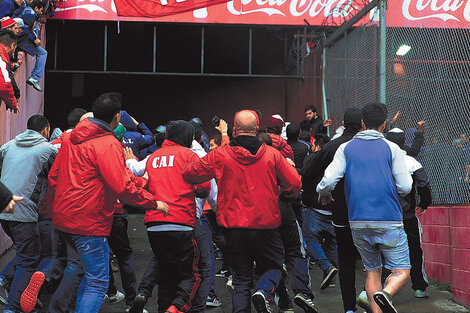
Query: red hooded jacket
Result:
<box><xmin>0</xmin><ymin>45</ymin><xmax>17</xmax><ymax>112</ymax></box>
<box><xmin>144</xmin><ymin>140</ymin><xmax>211</xmax><ymax>227</ymax></box>
<box><xmin>182</xmin><ymin>141</ymin><xmax>301</xmax><ymax>229</ymax></box>
<box><xmin>268</xmin><ymin>134</ymin><xmax>294</xmax><ymax>160</ymax></box>
<box><xmin>51</xmin><ymin>118</ymin><xmax>159</xmax><ymax>236</ymax></box>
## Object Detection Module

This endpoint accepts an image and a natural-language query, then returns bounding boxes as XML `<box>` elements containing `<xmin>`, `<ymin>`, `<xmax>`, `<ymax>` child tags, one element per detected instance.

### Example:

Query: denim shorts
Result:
<box><xmin>351</xmin><ymin>226</ymin><xmax>411</xmax><ymax>271</ymax></box>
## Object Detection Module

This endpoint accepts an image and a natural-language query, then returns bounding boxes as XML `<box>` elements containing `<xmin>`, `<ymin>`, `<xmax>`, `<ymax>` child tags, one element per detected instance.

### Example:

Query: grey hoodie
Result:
<box><xmin>0</xmin><ymin>129</ymin><xmax>57</xmax><ymax>222</ymax></box>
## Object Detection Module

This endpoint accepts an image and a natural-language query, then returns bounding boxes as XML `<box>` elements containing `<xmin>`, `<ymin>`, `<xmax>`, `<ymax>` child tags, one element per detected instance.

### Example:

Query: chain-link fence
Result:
<box><xmin>323</xmin><ymin>1</ymin><xmax>470</xmax><ymax>205</ymax></box>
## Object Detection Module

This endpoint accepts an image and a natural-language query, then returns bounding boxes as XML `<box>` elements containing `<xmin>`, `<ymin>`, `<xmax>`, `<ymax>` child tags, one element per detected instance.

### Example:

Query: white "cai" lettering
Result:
<box><xmin>152</xmin><ymin>155</ymin><xmax>175</xmax><ymax>168</ymax></box>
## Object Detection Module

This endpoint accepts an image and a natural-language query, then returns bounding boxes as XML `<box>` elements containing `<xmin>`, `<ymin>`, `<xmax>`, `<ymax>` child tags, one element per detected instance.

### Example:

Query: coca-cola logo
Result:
<box><xmin>402</xmin><ymin>0</ymin><xmax>466</xmax><ymax>22</ymax></box>
<box><xmin>226</xmin><ymin>0</ymin><xmax>374</xmax><ymax>20</ymax></box>
<box><xmin>55</xmin><ymin>0</ymin><xmax>115</xmax><ymax>13</ymax></box>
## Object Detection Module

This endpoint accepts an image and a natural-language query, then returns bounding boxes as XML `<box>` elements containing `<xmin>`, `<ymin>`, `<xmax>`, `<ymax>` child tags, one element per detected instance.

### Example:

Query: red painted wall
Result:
<box><xmin>420</xmin><ymin>206</ymin><xmax>470</xmax><ymax>308</ymax></box>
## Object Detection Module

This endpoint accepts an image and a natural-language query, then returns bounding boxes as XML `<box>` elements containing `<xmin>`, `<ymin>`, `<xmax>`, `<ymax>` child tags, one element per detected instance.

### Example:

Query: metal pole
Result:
<box><xmin>296</xmin><ymin>31</ymin><xmax>300</xmax><ymax>77</ymax></box>
<box><xmin>104</xmin><ymin>24</ymin><xmax>108</xmax><ymax>72</ymax></box>
<box><xmin>153</xmin><ymin>26</ymin><xmax>157</xmax><ymax>72</ymax></box>
<box><xmin>248</xmin><ymin>28</ymin><xmax>252</xmax><ymax>75</ymax></box>
<box><xmin>322</xmin><ymin>47</ymin><xmax>329</xmax><ymax>136</ymax></box>
<box><xmin>201</xmin><ymin>27</ymin><xmax>205</xmax><ymax>74</ymax></box>
<box><xmin>54</xmin><ymin>26</ymin><xmax>58</xmax><ymax>70</ymax></box>
<box><xmin>379</xmin><ymin>0</ymin><xmax>387</xmax><ymax>103</ymax></box>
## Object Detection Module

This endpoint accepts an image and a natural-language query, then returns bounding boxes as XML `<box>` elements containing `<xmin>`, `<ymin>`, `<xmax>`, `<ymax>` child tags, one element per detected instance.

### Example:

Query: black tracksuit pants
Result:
<box><xmin>147</xmin><ymin>230</ymin><xmax>201</xmax><ymax>313</ymax></box>
<box><xmin>404</xmin><ymin>216</ymin><xmax>428</xmax><ymax>291</ymax></box>
<box><xmin>223</xmin><ymin>228</ymin><xmax>285</xmax><ymax>313</ymax></box>
<box><xmin>334</xmin><ymin>226</ymin><xmax>360</xmax><ymax>312</ymax></box>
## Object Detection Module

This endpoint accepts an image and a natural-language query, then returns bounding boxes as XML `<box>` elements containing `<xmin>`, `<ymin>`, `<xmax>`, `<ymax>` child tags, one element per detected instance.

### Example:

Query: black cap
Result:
<box><xmin>343</xmin><ymin>107</ymin><xmax>362</xmax><ymax>129</ymax></box>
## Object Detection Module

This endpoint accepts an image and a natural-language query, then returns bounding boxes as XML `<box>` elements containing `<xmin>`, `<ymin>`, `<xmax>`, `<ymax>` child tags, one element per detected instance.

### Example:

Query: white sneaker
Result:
<box><xmin>125</xmin><ymin>308</ymin><xmax>148</xmax><ymax>313</ymax></box>
<box><xmin>226</xmin><ymin>276</ymin><xmax>234</xmax><ymax>293</ymax></box>
<box><xmin>206</xmin><ymin>295</ymin><xmax>222</xmax><ymax>307</ymax></box>
<box><xmin>105</xmin><ymin>290</ymin><xmax>125</xmax><ymax>304</ymax></box>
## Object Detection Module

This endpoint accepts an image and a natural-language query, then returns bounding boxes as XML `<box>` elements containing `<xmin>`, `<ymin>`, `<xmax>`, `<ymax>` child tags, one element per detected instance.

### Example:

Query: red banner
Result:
<box><xmin>52</xmin><ymin>0</ymin><xmax>470</xmax><ymax>28</ymax></box>
<box><xmin>113</xmin><ymin>0</ymin><xmax>230</xmax><ymax>18</ymax></box>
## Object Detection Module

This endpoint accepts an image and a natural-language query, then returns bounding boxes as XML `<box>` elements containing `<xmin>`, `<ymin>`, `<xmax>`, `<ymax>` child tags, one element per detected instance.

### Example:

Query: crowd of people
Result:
<box><xmin>0</xmin><ymin>0</ymin><xmax>48</xmax><ymax>114</ymax></box>
<box><xmin>0</xmin><ymin>92</ymin><xmax>432</xmax><ymax>313</ymax></box>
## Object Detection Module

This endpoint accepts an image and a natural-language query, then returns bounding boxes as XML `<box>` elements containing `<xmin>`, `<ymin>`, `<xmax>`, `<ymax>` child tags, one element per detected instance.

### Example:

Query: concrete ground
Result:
<box><xmin>0</xmin><ymin>213</ymin><xmax>468</xmax><ymax>313</ymax></box>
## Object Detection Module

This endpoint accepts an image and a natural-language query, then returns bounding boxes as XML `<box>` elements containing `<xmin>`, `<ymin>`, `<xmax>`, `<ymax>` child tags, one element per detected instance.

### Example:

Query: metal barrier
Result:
<box><xmin>323</xmin><ymin>0</ymin><xmax>470</xmax><ymax>205</ymax></box>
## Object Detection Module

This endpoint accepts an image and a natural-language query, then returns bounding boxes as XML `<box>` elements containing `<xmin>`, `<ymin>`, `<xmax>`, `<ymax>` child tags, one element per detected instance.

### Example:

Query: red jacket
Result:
<box><xmin>0</xmin><ymin>45</ymin><xmax>17</xmax><ymax>112</ymax></box>
<box><xmin>268</xmin><ymin>134</ymin><xmax>294</xmax><ymax>160</ymax></box>
<box><xmin>51</xmin><ymin>118</ymin><xmax>159</xmax><ymax>236</ymax></box>
<box><xmin>144</xmin><ymin>140</ymin><xmax>211</xmax><ymax>227</ymax></box>
<box><xmin>182</xmin><ymin>142</ymin><xmax>301</xmax><ymax>229</ymax></box>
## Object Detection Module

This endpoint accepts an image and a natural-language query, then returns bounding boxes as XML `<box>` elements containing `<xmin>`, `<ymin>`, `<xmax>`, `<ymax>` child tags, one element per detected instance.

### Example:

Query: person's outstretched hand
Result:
<box><xmin>2</xmin><ymin>195</ymin><xmax>23</xmax><ymax>214</ymax></box>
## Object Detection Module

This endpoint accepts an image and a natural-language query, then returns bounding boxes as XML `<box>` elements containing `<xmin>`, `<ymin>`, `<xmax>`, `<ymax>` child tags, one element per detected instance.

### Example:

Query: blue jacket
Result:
<box><xmin>17</xmin><ymin>5</ymin><xmax>39</xmax><ymax>55</ymax></box>
<box><xmin>120</xmin><ymin>111</ymin><xmax>155</xmax><ymax>160</ymax></box>
<box><xmin>0</xmin><ymin>0</ymin><xmax>22</xmax><ymax>19</ymax></box>
<box><xmin>317</xmin><ymin>130</ymin><xmax>412</xmax><ymax>228</ymax></box>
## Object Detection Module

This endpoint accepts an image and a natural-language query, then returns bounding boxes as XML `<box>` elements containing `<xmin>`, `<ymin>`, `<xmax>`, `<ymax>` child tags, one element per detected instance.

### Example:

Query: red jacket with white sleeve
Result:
<box><xmin>144</xmin><ymin>140</ymin><xmax>211</xmax><ymax>227</ymax></box>
<box><xmin>0</xmin><ymin>45</ymin><xmax>17</xmax><ymax>112</ymax></box>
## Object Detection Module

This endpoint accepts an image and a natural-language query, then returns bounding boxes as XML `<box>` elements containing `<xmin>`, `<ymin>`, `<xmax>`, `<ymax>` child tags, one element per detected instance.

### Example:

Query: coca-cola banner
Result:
<box><xmin>53</xmin><ymin>0</ymin><xmax>470</xmax><ymax>28</ymax></box>
<box><xmin>113</xmin><ymin>0</ymin><xmax>231</xmax><ymax>18</ymax></box>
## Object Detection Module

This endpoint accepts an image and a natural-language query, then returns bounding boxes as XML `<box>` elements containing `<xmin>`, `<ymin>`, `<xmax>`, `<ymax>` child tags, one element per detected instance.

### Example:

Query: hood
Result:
<box><xmin>49</xmin><ymin>128</ymin><xmax>63</xmax><ymax>142</ymax></box>
<box><xmin>166</xmin><ymin>120</ymin><xmax>194</xmax><ymax>148</ymax></box>
<box><xmin>69</xmin><ymin>118</ymin><xmax>115</xmax><ymax>145</ymax></box>
<box><xmin>353</xmin><ymin>129</ymin><xmax>384</xmax><ymax>141</ymax></box>
<box><xmin>268</xmin><ymin>133</ymin><xmax>289</xmax><ymax>151</ymax></box>
<box><xmin>386</xmin><ymin>128</ymin><xmax>405</xmax><ymax>149</ymax></box>
<box><xmin>15</xmin><ymin>129</ymin><xmax>47</xmax><ymax>147</ymax></box>
<box><xmin>191</xmin><ymin>140</ymin><xmax>206</xmax><ymax>158</ymax></box>
<box><xmin>227</xmin><ymin>137</ymin><xmax>267</xmax><ymax>165</ymax></box>
<box><xmin>230</xmin><ymin>135</ymin><xmax>263</xmax><ymax>155</ymax></box>
<box><xmin>119</xmin><ymin>110</ymin><xmax>137</xmax><ymax>131</ymax></box>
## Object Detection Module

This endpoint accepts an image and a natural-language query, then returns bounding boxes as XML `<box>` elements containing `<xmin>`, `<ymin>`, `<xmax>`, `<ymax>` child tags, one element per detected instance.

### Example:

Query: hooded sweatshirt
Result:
<box><xmin>51</xmin><ymin>118</ymin><xmax>159</xmax><ymax>236</ymax></box>
<box><xmin>386</xmin><ymin>128</ymin><xmax>432</xmax><ymax>219</ymax></box>
<box><xmin>317</xmin><ymin>130</ymin><xmax>413</xmax><ymax>228</ymax></box>
<box><xmin>120</xmin><ymin>110</ymin><xmax>155</xmax><ymax>160</ymax></box>
<box><xmin>182</xmin><ymin>135</ymin><xmax>301</xmax><ymax>229</ymax></box>
<box><xmin>268</xmin><ymin>133</ymin><xmax>295</xmax><ymax>160</ymax></box>
<box><xmin>0</xmin><ymin>129</ymin><xmax>57</xmax><ymax>222</ymax></box>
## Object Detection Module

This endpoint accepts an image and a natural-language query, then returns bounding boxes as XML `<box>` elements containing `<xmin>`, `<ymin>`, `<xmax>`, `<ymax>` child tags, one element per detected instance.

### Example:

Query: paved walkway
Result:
<box><xmin>1</xmin><ymin>214</ymin><xmax>468</xmax><ymax>313</ymax></box>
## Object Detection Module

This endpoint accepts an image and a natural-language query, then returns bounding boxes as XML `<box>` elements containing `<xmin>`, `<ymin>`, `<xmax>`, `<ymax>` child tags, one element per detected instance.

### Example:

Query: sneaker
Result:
<box><xmin>20</xmin><ymin>271</ymin><xmax>45</xmax><ymax>313</ymax></box>
<box><xmin>252</xmin><ymin>291</ymin><xmax>272</xmax><ymax>313</ymax></box>
<box><xmin>26</xmin><ymin>77</ymin><xmax>42</xmax><ymax>92</ymax></box>
<box><xmin>320</xmin><ymin>265</ymin><xmax>338</xmax><ymax>290</ymax></box>
<box><xmin>414</xmin><ymin>289</ymin><xmax>429</xmax><ymax>299</ymax></box>
<box><xmin>373</xmin><ymin>290</ymin><xmax>397</xmax><ymax>313</ymax></box>
<box><xmin>126</xmin><ymin>308</ymin><xmax>148</xmax><ymax>313</ymax></box>
<box><xmin>226</xmin><ymin>276</ymin><xmax>234</xmax><ymax>293</ymax></box>
<box><xmin>294</xmin><ymin>292</ymin><xmax>318</xmax><ymax>313</ymax></box>
<box><xmin>0</xmin><ymin>282</ymin><xmax>8</xmax><ymax>305</ymax></box>
<box><xmin>346</xmin><ymin>311</ymin><xmax>357</xmax><ymax>313</ymax></box>
<box><xmin>105</xmin><ymin>290</ymin><xmax>125</xmax><ymax>304</ymax></box>
<box><xmin>206</xmin><ymin>295</ymin><xmax>222</xmax><ymax>307</ymax></box>
<box><xmin>128</xmin><ymin>294</ymin><xmax>147</xmax><ymax>313</ymax></box>
<box><xmin>215</xmin><ymin>268</ymin><xmax>230</xmax><ymax>278</ymax></box>
<box><xmin>356</xmin><ymin>291</ymin><xmax>372</xmax><ymax>313</ymax></box>
<box><xmin>165</xmin><ymin>305</ymin><xmax>183</xmax><ymax>313</ymax></box>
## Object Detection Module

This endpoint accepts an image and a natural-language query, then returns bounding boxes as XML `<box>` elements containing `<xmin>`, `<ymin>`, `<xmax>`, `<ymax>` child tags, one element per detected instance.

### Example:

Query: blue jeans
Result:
<box><xmin>0</xmin><ymin>221</ymin><xmax>40</xmax><ymax>312</ymax></box>
<box><xmin>29</xmin><ymin>45</ymin><xmax>47</xmax><ymax>80</ymax></box>
<box><xmin>303</xmin><ymin>208</ymin><xmax>338</xmax><ymax>272</ymax></box>
<box><xmin>60</xmin><ymin>232</ymin><xmax>109</xmax><ymax>313</ymax></box>
<box><xmin>46</xmin><ymin>229</ymin><xmax>83</xmax><ymax>313</ymax></box>
<box><xmin>38</xmin><ymin>220</ymin><xmax>53</xmax><ymax>271</ymax></box>
<box><xmin>201</xmin><ymin>215</ymin><xmax>216</xmax><ymax>298</ymax></box>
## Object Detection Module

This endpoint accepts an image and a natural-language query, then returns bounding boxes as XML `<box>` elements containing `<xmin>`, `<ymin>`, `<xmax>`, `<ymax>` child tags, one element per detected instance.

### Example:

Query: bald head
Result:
<box><xmin>234</xmin><ymin>110</ymin><xmax>258</xmax><ymax>137</ymax></box>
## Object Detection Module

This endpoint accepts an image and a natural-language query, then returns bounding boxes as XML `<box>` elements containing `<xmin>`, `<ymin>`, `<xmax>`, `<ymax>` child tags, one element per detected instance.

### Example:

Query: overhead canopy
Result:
<box><xmin>53</xmin><ymin>0</ymin><xmax>470</xmax><ymax>28</ymax></box>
